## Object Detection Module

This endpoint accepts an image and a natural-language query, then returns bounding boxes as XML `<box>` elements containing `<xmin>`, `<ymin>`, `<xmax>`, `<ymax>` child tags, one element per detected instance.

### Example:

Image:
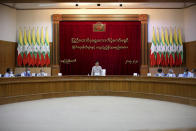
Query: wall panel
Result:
<box><xmin>0</xmin><ymin>40</ymin><xmax>16</xmax><ymax>74</ymax></box>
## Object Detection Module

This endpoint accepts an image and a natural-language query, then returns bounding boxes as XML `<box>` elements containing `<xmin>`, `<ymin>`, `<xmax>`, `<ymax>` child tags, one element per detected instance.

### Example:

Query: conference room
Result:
<box><xmin>0</xmin><ymin>1</ymin><xmax>196</xmax><ymax>131</ymax></box>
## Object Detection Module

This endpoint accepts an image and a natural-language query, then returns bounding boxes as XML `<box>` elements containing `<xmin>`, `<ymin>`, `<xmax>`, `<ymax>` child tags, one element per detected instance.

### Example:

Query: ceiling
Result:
<box><xmin>1</xmin><ymin>0</ymin><xmax>196</xmax><ymax>9</ymax></box>
<box><xmin>1</xmin><ymin>0</ymin><xmax>196</xmax><ymax>2</ymax></box>
<box><xmin>2</xmin><ymin>2</ymin><xmax>196</xmax><ymax>9</ymax></box>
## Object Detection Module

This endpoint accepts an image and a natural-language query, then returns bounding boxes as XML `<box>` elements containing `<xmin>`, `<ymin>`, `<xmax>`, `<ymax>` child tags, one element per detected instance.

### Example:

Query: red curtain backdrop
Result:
<box><xmin>59</xmin><ymin>21</ymin><xmax>141</xmax><ymax>75</ymax></box>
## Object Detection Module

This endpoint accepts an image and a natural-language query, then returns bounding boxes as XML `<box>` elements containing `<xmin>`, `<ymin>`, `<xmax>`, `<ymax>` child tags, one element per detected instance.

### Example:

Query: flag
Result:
<box><xmin>36</xmin><ymin>27</ymin><xmax>41</xmax><ymax>66</ymax></box>
<box><xmin>150</xmin><ymin>27</ymin><xmax>157</xmax><ymax>66</ymax></box>
<box><xmin>17</xmin><ymin>28</ymin><xmax>23</xmax><ymax>66</ymax></box>
<box><xmin>27</xmin><ymin>28</ymin><xmax>33</xmax><ymax>66</ymax></box>
<box><xmin>45</xmin><ymin>27</ymin><xmax>50</xmax><ymax>66</ymax></box>
<box><xmin>160</xmin><ymin>27</ymin><xmax>166</xmax><ymax>66</ymax></box>
<box><xmin>23</xmin><ymin>28</ymin><xmax>28</xmax><ymax>66</ymax></box>
<box><xmin>164</xmin><ymin>27</ymin><xmax>170</xmax><ymax>66</ymax></box>
<box><xmin>174</xmin><ymin>27</ymin><xmax>178</xmax><ymax>66</ymax></box>
<box><xmin>31</xmin><ymin>27</ymin><xmax>36</xmax><ymax>66</ymax></box>
<box><xmin>40</xmin><ymin>27</ymin><xmax>46</xmax><ymax>66</ymax></box>
<box><xmin>156</xmin><ymin>27</ymin><xmax>161</xmax><ymax>66</ymax></box>
<box><xmin>178</xmin><ymin>28</ymin><xmax>183</xmax><ymax>65</ymax></box>
<box><xmin>169</xmin><ymin>27</ymin><xmax>175</xmax><ymax>66</ymax></box>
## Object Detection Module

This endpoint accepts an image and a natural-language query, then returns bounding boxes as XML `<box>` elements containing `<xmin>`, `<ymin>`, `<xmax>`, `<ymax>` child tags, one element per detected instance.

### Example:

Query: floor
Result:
<box><xmin>0</xmin><ymin>96</ymin><xmax>196</xmax><ymax>131</ymax></box>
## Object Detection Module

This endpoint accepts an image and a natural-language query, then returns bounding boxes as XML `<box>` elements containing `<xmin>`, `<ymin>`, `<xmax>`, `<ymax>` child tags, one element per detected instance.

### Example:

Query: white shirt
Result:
<box><xmin>91</xmin><ymin>66</ymin><xmax>102</xmax><ymax>76</ymax></box>
<box><xmin>4</xmin><ymin>73</ymin><xmax>10</xmax><ymax>77</ymax></box>
<box><xmin>37</xmin><ymin>72</ymin><xmax>47</xmax><ymax>77</ymax></box>
<box><xmin>166</xmin><ymin>73</ymin><xmax>176</xmax><ymax>77</ymax></box>
<box><xmin>154</xmin><ymin>73</ymin><xmax>165</xmax><ymax>77</ymax></box>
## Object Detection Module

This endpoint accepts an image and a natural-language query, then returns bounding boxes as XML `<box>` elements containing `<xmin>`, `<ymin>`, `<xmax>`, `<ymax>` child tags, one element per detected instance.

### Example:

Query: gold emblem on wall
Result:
<box><xmin>93</xmin><ymin>22</ymin><xmax>106</xmax><ymax>32</ymax></box>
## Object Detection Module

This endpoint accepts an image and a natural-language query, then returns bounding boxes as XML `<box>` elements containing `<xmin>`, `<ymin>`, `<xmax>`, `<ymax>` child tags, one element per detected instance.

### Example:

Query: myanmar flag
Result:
<box><xmin>17</xmin><ymin>28</ymin><xmax>23</xmax><ymax>66</ymax></box>
<box><xmin>27</xmin><ymin>28</ymin><xmax>33</xmax><ymax>66</ymax></box>
<box><xmin>150</xmin><ymin>27</ymin><xmax>157</xmax><ymax>66</ymax></box>
<box><xmin>160</xmin><ymin>27</ymin><xmax>166</xmax><ymax>66</ymax></box>
<box><xmin>40</xmin><ymin>27</ymin><xmax>46</xmax><ymax>66</ymax></box>
<box><xmin>178</xmin><ymin>28</ymin><xmax>183</xmax><ymax>65</ymax></box>
<box><xmin>23</xmin><ymin>28</ymin><xmax>28</xmax><ymax>66</ymax></box>
<box><xmin>31</xmin><ymin>27</ymin><xmax>36</xmax><ymax>66</ymax></box>
<box><xmin>169</xmin><ymin>28</ymin><xmax>175</xmax><ymax>66</ymax></box>
<box><xmin>156</xmin><ymin>27</ymin><xmax>162</xmax><ymax>66</ymax></box>
<box><xmin>45</xmin><ymin>27</ymin><xmax>50</xmax><ymax>66</ymax></box>
<box><xmin>36</xmin><ymin>27</ymin><xmax>41</xmax><ymax>66</ymax></box>
<box><xmin>174</xmin><ymin>28</ymin><xmax>178</xmax><ymax>66</ymax></box>
<box><xmin>164</xmin><ymin>27</ymin><xmax>170</xmax><ymax>66</ymax></box>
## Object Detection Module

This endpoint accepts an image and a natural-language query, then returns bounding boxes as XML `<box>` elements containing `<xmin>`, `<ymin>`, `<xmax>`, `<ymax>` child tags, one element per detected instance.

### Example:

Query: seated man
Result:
<box><xmin>21</xmin><ymin>68</ymin><xmax>31</xmax><ymax>77</ymax></box>
<box><xmin>91</xmin><ymin>61</ymin><xmax>102</xmax><ymax>76</ymax></box>
<box><xmin>180</xmin><ymin>67</ymin><xmax>192</xmax><ymax>78</ymax></box>
<box><xmin>37</xmin><ymin>69</ymin><xmax>47</xmax><ymax>77</ymax></box>
<box><xmin>189</xmin><ymin>69</ymin><xmax>195</xmax><ymax>78</ymax></box>
<box><xmin>154</xmin><ymin>68</ymin><xmax>165</xmax><ymax>77</ymax></box>
<box><xmin>166</xmin><ymin>69</ymin><xmax>176</xmax><ymax>77</ymax></box>
<box><xmin>9</xmin><ymin>69</ymin><xmax>15</xmax><ymax>77</ymax></box>
<box><xmin>4</xmin><ymin>68</ymin><xmax>11</xmax><ymax>77</ymax></box>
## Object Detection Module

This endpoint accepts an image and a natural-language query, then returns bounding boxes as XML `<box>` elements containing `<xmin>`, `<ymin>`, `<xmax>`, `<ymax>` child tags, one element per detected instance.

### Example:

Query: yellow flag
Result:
<box><xmin>28</xmin><ymin>28</ymin><xmax>31</xmax><ymax>45</ymax></box>
<box><xmin>156</xmin><ymin>27</ymin><xmax>160</xmax><ymax>44</ymax></box>
<box><xmin>152</xmin><ymin>27</ymin><xmax>156</xmax><ymax>45</ymax></box>
<box><xmin>18</xmin><ymin>28</ymin><xmax>23</xmax><ymax>45</ymax></box>
<box><xmin>165</xmin><ymin>28</ymin><xmax>169</xmax><ymax>46</ymax></box>
<box><xmin>45</xmin><ymin>27</ymin><xmax>49</xmax><ymax>45</ymax></box>
<box><xmin>24</xmin><ymin>28</ymin><xmax>28</xmax><ymax>45</ymax></box>
<box><xmin>161</xmin><ymin>27</ymin><xmax>165</xmax><ymax>46</ymax></box>
<box><xmin>169</xmin><ymin>27</ymin><xmax>173</xmax><ymax>45</ymax></box>
<box><xmin>178</xmin><ymin>28</ymin><xmax>182</xmax><ymax>45</ymax></box>
<box><xmin>36</xmin><ymin>27</ymin><xmax>40</xmax><ymax>45</ymax></box>
<box><xmin>174</xmin><ymin>27</ymin><xmax>178</xmax><ymax>45</ymax></box>
<box><xmin>41</xmin><ymin>27</ymin><xmax>44</xmax><ymax>45</ymax></box>
<box><xmin>32</xmin><ymin>27</ymin><xmax>36</xmax><ymax>45</ymax></box>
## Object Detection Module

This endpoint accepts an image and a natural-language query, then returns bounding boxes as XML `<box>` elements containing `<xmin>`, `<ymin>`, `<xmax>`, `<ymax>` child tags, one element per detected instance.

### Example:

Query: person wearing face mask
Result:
<box><xmin>37</xmin><ymin>69</ymin><xmax>47</xmax><ymax>77</ymax></box>
<box><xmin>21</xmin><ymin>68</ymin><xmax>31</xmax><ymax>77</ymax></box>
<box><xmin>166</xmin><ymin>69</ymin><xmax>176</xmax><ymax>77</ymax></box>
<box><xmin>91</xmin><ymin>61</ymin><xmax>102</xmax><ymax>76</ymax></box>
<box><xmin>181</xmin><ymin>67</ymin><xmax>192</xmax><ymax>78</ymax></box>
<box><xmin>9</xmin><ymin>69</ymin><xmax>15</xmax><ymax>77</ymax></box>
<box><xmin>189</xmin><ymin>69</ymin><xmax>196</xmax><ymax>78</ymax></box>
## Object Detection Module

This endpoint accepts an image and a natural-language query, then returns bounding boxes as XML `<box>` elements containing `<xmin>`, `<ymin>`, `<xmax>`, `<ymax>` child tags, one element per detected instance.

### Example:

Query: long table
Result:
<box><xmin>0</xmin><ymin>76</ymin><xmax>196</xmax><ymax>106</ymax></box>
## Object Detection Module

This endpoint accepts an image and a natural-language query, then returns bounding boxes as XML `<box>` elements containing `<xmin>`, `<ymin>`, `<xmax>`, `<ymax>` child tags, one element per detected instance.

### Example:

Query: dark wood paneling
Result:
<box><xmin>0</xmin><ymin>40</ymin><xmax>16</xmax><ymax>74</ymax></box>
<box><xmin>185</xmin><ymin>41</ymin><xmax>196</xmax><ymax>70</ymax></box>
<box><xmin>0</xmin><ymin>76</ymin><xmax>196</xmax><ymax>106</ymax></box>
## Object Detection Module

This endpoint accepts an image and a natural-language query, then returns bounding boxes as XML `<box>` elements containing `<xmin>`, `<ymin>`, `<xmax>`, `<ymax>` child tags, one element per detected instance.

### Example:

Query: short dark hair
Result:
<box><xmin>6</xmin><ymin>68</ymin><xmax>10</xmax><ymax>73</ymax></box>
<box><xmin>184</xmin><ymin>67</ymin><xmax>188</xmax><ymax>72</ymax></box>
<box><xmin>157</xmin><ymin>68</ymin><xmax>162</xmax><ymax>73</ymax></box>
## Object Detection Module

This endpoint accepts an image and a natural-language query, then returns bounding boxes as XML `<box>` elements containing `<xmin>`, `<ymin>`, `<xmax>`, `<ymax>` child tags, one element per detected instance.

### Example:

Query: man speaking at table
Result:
<box><xmin>91</xmin><ymin>61</ymin><xmax>102</xmax><ymax>76</ymax></box>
